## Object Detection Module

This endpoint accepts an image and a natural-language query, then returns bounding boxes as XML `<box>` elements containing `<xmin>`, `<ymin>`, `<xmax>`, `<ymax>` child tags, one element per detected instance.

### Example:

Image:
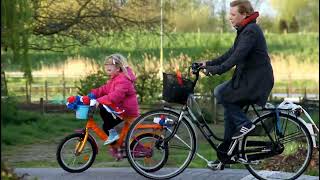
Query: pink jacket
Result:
<box><xmin>90</xmin><ymin>67</ymin><xmax>139</xmax><ymax>118</ymax></box>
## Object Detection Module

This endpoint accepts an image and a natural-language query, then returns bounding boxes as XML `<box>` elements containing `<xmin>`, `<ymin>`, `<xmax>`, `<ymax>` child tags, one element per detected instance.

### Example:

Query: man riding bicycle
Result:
<box><xmin>197</xmin><ymin>0</ymin><xmax>274</xmax><ymax>169</ymax></box>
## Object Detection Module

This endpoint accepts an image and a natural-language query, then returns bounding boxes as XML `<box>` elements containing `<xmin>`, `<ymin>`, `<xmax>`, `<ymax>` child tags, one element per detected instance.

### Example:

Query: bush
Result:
<box><xmin>1</xmin><ymin>161</ymin><xmax>25</xmax><ymax>180</ymax></box>
<box><xmin>134</xmin><ymin>63</ymin><xmax>162</xmax><ymax>104</ymax></box>
<box><xmin>1</xmin><ymin>96</ymin><xmax>18</xmax><ymax>126</ymax></box>
<box><xmin>1</xmin><ymin>96</ymin><xmax>44</xmax><ymax>126</ymax></box>
<box><xmin>77</xmin><ymin>70</ymin><xmax>108</xmax><ymax>95</ymax></box>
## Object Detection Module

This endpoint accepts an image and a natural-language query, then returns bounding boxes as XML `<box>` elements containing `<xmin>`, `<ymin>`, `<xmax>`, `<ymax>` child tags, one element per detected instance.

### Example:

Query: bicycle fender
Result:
<box><xmin>276</xmin><ymin>113</ymin><xmax>317</xmax><ymax>148</ymax></box>
<box><xmin>297</xmin><ymin>117</ymin><xmax>317</xmax><ymax>148</ymax></box>
<box><xmin>251</xmin><ymin>112</ymin><xmax>317</xmax><ymax>149</ymax></box>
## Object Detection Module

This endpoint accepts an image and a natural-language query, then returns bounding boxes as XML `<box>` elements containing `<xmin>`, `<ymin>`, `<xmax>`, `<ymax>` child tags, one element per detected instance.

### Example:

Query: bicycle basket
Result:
<box><xmin>162</xmin><ymin>73</ymin><xmax>194</xmax><ymax>104</ymax></box>
<box><xmin>75</xmin><ymin>105</ymin><xmax>90</xmax><ymax>120</ymax></box>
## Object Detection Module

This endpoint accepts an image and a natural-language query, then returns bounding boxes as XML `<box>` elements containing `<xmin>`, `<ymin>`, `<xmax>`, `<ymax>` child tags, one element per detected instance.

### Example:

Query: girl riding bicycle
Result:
<box><xmin>89</xmin><ymin>53</ymin><xmax>139</xmax><ymax>145</ymax></box>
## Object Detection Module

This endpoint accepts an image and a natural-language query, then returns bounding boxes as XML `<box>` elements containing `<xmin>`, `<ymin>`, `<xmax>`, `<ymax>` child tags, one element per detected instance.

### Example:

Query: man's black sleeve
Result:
<box><xmin>209</xmin><ymin>29</ymin><xmax>257</xmax><ymax>75</ymax></box>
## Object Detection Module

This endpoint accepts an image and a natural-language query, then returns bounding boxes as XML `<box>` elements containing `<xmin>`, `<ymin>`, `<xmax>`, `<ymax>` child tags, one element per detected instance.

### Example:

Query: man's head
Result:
<box><xmin>229</xmin><ymin>0</ymin><xmax>254</xmax><ymax>28</ymax></box>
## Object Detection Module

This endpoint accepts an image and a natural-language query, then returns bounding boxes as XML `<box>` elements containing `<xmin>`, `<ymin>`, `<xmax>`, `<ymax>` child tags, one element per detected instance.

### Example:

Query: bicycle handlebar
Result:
<box><xmin>189</xmin><ymin>62</ymin><xmax>204</xmax><ymax>89</ymax></box>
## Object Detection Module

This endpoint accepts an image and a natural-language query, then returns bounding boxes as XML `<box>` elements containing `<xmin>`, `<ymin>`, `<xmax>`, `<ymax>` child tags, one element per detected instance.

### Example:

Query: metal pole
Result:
<box><xmin>159</xmin><ymin>0</ymin><xmax>163</xmax><ymax>79</ymax></box>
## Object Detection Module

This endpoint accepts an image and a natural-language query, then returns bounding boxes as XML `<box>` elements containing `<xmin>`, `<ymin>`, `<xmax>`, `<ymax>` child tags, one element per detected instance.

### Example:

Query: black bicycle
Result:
<box><xmin>125</xmin><ymin>63</ymin><xmax>316</xmax><ymax>180</ymax></box>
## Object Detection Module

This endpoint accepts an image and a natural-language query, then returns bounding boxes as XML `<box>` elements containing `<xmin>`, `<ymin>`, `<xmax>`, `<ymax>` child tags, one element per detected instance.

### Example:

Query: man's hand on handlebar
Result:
<box><xmin>193</xmin><ymin>61</ymin><xmax>206</xmax><ymax>67</ymax></box>
<box><xmin>192</xmin><ymin>61</ymin><xmax>220</xmax><ymax>76</ymax></box>
<box><xmin>203</xmin><ymin>66</ymin><xmax>219</xmax><ymax>76</ymax></box>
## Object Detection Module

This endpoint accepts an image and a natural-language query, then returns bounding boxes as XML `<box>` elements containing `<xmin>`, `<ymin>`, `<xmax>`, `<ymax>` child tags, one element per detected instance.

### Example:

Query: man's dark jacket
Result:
<box><xmin>206</xmin><ymin>22</ymin><xmax>274</xmax><ymax>107</ymax></box>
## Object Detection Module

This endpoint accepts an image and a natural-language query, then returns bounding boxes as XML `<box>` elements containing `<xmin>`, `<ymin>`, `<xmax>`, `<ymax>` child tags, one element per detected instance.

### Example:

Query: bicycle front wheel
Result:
<box><xmin>57</xmin><ymin>133</ymin><xmax>97</xmax><ymax>173</ymax></box>
<box><xmin>242</xmin><ymin>112</ymin><xmax>313</xmax><ymax>180</ymax></box>
<box><xmin>125</xmin><ymin>109</ymin><xmax>197</xmax><ymax>179</ymax></box>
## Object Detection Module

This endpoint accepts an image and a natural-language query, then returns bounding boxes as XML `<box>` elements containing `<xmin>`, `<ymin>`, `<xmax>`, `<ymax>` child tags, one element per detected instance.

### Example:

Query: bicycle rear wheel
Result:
<box><xmin>129</xmin><ymin>133</ymin><xmax>169</xmax><ymax>172</ymax></box>
<box><xmin>242</xmin><ymin>112</ymin><xmax>313</xmax><ymax>180</ymax></box>
<box><xmin>125</xmin><ymin>109</ymin><xmax>196</xmax><ymax>179</ymax></box>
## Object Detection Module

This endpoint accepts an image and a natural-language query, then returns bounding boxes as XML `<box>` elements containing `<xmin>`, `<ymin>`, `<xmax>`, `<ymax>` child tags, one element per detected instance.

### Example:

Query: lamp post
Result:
<box><xmin>160</xmin><ymin>0</ymin><xmax>163</xmax><ymax>79</ymax></box>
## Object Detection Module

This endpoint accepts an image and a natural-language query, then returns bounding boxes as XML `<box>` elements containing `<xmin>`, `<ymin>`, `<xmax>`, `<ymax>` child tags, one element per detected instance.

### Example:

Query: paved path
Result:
<box><xmin>15</xmin><ymin>168</ymin><xmax>319</xmax><ymax>180</ymax></box>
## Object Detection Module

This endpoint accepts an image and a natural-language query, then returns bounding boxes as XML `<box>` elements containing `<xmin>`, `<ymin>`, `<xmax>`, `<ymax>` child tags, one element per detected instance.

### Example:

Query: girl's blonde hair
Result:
<box><xmin>104</xmin><ymin>53</ymin><xmax>131</xmax><ymax>80</ymax></box>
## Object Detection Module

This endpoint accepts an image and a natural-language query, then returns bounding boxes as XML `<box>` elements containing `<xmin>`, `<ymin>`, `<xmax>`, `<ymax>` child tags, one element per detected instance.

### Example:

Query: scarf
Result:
<box><xmin>236</xmin><ymin>11</ymin><xmax>259</xmax><ymax>31</ymax></box>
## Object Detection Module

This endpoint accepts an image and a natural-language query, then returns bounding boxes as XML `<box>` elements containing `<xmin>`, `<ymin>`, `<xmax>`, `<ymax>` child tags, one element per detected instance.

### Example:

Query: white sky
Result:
<box><xmin>208</xmin><ymin>0</ymin><xmax>278</xmax><ymax>17</ymax></box>
<box><xmin>254</xmin><ymin>0</ymin><xmax>277</xmax><ymax>17</ymax></box>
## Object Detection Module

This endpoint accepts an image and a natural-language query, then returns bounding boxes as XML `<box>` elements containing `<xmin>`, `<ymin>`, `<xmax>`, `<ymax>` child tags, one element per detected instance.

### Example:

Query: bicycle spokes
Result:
<box><xmin>243</xmin><ymin>114</ymin><xmax>313</xmax><ymax>180</ymax></box>
<box><xmin>125</xmin><ymin>110</ymin><xmax>196</xmax><ymax>179</ymax></box>
<box><xmin>57</xmin><ymin>134</ymin><xmax>96</xmax><ymax>172</ymax></box>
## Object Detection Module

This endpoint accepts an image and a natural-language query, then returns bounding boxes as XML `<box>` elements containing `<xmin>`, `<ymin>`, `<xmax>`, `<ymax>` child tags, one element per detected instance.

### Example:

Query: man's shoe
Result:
<box><xmin>232</xmin><ymin>123</ymin><xmax>255</xmax><ymax>139</ymax></box>
<box><xmin>207</xmin><ymin>160</ymin><xmax>230</xmax><ymax>170</ymax></box>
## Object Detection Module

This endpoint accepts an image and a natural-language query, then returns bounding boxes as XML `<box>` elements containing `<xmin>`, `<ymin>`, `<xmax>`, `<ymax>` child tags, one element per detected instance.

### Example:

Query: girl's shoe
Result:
<box><xmin>104</xmin><ymin>129</ymin><xmax>120</xmax><ymax>145</ymax></box>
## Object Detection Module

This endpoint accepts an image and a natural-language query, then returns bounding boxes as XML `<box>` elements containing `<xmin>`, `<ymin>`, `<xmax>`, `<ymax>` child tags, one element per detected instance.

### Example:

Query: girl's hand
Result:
<box><xmin>95</xmin><ymin>102</ymin><xmax>100</xmax><ymax>108</ymax></box>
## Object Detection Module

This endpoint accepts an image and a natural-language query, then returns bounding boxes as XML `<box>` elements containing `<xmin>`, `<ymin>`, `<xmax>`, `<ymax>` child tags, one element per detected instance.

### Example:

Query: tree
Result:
<box><xmin>1</xmin><ymin>0</ymin><xmax>164</xmax><ymax>99</ymax></box>
<box><xmin>270</xmin><ymin>0</ymin><xmax>308</xmax><ymax>21</ymax></box>
<box><xmin>257</xmin><ymin>15</ymin><xmax>277</xmax><ymax>33</ymax></box>
<box><xmin>1</xmin><ymin>0</ymin><xmax>33</xmax><ymax>83</ymax></box>
<box><xmin>279</xmin><ymin>19</ymin><xmax>288</xmax><ymax>33</ymax></box>
<box><xmin>270</xmin><ymin>0</ymin><xmax>318</xmax><ymax>32</ymax></box>
<box><xmin>29</xmin><ymin>0</ymin><xmax>162</xmax><ymax>51</ymax></box>
<box><xmin>2</xmin><ymin>0</ymin><xmax>162</xmax><ymax>53</ymax></box>
<box><xmin>220</xmin><ymin>0</ymin><xmax>227</xmax><ymax>33</ymax></box>
<box><xmin>289</xmin><ymin>16</ymin><xmax>299</xmax><ymax>33</ymax></box>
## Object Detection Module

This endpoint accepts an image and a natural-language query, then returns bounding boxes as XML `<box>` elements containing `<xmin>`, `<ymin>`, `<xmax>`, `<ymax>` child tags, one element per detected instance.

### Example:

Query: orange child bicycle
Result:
<box><xmin>56</xmin><ymin>105</ymin><xmax>169</xmax><ymax>173</ymax></box>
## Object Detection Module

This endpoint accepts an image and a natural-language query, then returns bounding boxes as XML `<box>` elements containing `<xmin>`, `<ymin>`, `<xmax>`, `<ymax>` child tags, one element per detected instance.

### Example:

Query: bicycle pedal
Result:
<box><xmin>207</xmin><ymin>162</ymin><xmax>225</xmax><ymax>170</ymax></box>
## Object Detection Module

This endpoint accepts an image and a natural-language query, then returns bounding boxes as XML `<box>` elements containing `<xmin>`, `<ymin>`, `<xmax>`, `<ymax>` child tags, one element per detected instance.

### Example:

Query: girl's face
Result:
<box><xmin>104</xmin><ymin>58</ymin><xmax>120</xmax><ymax>76</ymax></box>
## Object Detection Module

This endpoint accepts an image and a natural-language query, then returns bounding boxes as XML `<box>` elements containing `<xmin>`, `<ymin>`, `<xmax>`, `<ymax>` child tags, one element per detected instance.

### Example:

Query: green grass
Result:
<box><xmin>274</xmin><ymin>80</ymin><xmax>319</xmax><ymax>90</ymax></box>
<box><xmin>1</xmin><ymin>111</ymin><xmax>88</xmax><ymax>147</ymax></box>
<box><xmin>2</xmin><ymin>32</ymin><xmax>319</xmax><ymax>71</ymax></box>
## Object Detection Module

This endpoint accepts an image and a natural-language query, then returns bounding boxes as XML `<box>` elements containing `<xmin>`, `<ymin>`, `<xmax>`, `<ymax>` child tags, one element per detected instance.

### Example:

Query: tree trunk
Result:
<box><xmin>1</xmin><ymin>71</ymin><xmax>8</xmax><ymax>97</ymax></box>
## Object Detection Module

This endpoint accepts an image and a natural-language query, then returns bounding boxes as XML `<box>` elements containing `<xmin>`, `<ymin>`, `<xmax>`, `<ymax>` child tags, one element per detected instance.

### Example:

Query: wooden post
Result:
<box><xmin>74</xmin><ymin>80</ymin><xmax>77</xmax><ymax>92</ymax></box>
<box><xmin>40</xmin><ymin>97</ymin><xmax>44</xmax><ymax>114</ymax></box>
<box><xmin>287</xmin><ymin>74</ymin><xmax>291</xmax><ymax>98</ymax></box>
<box><xmin>29</xmin><ymin>82</ymin><xmax>32</xmax><ymax>103</ymax></box>
<box><xmin>25</xmin><ymin>81</ymin><xmax>29</xmax><ymax>103</ymax></box>
<box><xmin>62</xmin><ymin>70</ymin><xmax>66</xmax><ymax>105</ymax></box>
<box><xmin>303</xmin><ymin>88</ymin><xmax>307</xmax><ymax>100</ymax></box>
<box><xmin>45</xmin><ymin>80</ymin><xmax>48</xmax><ymax>102</ymax></box>
<box><xmin>63</xmin><ymin>80</ymin><xmax>66</xmax><ymax>102</ymax></box>
<box><xmin>1</xmin><ymin>71</ymin><xmax>9</xmax><ymax>96</ymax></box>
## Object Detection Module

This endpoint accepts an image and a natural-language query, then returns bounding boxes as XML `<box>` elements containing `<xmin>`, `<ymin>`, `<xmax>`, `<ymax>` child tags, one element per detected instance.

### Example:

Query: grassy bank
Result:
<box><xmin>1</xmin><ymin>111</ymin><xmax>86</xmax><ymax>147</ymax></box>
<box><xmin>2</xmin><ymin>32</ymin><xmax>318</xmax><ymax>71</ymax></box>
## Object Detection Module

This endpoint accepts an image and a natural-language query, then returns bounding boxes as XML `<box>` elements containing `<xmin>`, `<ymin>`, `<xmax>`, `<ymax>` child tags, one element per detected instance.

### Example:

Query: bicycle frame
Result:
<box><xmin>75</xmin><ymin>113</ymin><xmax>164</xmax><ymax>155</ymax></box>
<box><xmin>162</xmin><ymin>101</ymin><xmax>228</xmax><ymax>154</ymax></box>
<box><xmin>161</xmin><ymin>64</ymin><xmax>319</xmax><ymax>160</ymax></box>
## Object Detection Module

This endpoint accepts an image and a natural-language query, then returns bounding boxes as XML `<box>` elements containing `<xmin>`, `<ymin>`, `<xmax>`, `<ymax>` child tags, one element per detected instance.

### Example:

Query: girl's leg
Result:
<box><xmin>99</xmin><ymin>104</ymin><xmax>123</xmax><ymax>136</ymax></box>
